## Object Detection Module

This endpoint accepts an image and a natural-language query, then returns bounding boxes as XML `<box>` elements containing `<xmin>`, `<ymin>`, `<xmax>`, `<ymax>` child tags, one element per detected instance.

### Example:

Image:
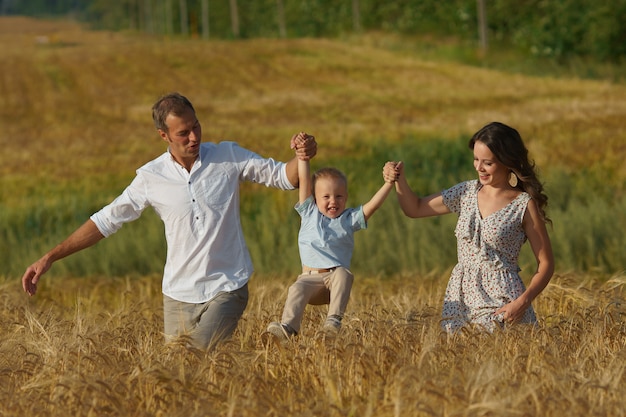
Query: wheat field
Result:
<box><xmin>2</xmin><ymin>272</ymin><xmax>626</xmax><ymax>416</ymax></box>
<box><xmin>1</xmin><ymin>16</ymin><xmax>626</xmax><ymax>416</ymax></box>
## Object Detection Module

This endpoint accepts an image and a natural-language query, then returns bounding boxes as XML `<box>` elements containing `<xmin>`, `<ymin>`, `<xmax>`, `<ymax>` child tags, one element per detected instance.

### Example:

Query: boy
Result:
<box><xmin>266</xmin><ymin>133</ymin><xmax>394</xmax><ymax>341</ymax></box>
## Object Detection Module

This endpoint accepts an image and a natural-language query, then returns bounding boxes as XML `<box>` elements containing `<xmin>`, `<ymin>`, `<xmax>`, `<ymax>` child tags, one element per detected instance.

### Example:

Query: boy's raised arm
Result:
<box><xmin>362</xmin><ymin>170</ymin><xmax>395</xmax><ymax>221</ymax></box>
<box><xmin>298</xmin><ymin>155</ymin><xmax>311</xmax><ymax>204</ymax></box>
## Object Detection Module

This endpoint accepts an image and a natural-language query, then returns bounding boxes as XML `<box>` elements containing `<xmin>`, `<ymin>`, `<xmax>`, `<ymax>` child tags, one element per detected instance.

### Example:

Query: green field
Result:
<box><xmin>1</xmin><ymin>16</ymin><xmax>625</xmax><ymax>417</ymax></box>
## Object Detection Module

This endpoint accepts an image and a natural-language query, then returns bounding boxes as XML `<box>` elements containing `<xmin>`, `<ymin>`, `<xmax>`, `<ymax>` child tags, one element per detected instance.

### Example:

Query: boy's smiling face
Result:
<box><xmin>314</xmin><ymin>177</ymin><xmax>347</xmax><ymax>219</ymax></box>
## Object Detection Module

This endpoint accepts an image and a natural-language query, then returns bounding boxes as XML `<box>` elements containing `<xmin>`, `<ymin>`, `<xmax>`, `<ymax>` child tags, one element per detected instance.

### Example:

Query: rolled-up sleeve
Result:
<box><xmin>90</xmin><ymin>174</ymin><xmax>149</xmax><ymax>237</ymax></box>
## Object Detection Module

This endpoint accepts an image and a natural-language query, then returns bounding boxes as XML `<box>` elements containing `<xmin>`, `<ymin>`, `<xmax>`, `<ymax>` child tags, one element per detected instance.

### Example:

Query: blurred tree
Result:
<box><xmin>201</xmin><ymin>0</ymin><xmax>209</xmax><ymax>38</ymax></box>
<box><xmin>179</xmin><ymin>0</ymin><xmax>188</xmax><ymax>35</ymax></box>
<box><xmin>229</xmin><ymin>0</ymin><xmax>239</xmax><ymax>37</ymax></box>
<box><xmin>477</xmin><ymin>0</ymin><xmax>487</xmax><ymax>52</ymax></box>
<box><xmin>276</xmin><ymin>0</ymin><xmax>286</xmax><ymax>38</ymax></box>
<box><xmin>352</xmin><ymin>0</ymin><xmax>361</xmax><ymax>32</ymax></box>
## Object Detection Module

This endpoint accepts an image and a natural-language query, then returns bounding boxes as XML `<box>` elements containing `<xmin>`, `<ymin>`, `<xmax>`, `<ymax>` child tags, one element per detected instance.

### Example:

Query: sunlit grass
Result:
<box><xmin>2</xmin><ymin>272</ymin><xmax>625</xmax><ymax>416</ymax></box>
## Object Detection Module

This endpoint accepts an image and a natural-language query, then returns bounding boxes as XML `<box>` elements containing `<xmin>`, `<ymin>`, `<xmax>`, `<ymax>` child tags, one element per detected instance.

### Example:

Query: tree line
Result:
<box><xmin>2</xmin><ymin>0</ymin><xmax>625</xmax><ymax>62</ymax></box>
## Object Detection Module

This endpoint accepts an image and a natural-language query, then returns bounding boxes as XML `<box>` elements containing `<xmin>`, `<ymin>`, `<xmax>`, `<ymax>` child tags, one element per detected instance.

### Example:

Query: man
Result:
<box><xmin>22</xmin><ymin>92</ymin><xmax>317</xmax><ymax>350</ymax></box>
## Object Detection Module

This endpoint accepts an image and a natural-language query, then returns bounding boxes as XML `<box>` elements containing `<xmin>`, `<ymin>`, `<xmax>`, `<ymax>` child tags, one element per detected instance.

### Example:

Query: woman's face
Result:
<box><xmin>473</xmin><ymin>141</ymin><xmax>509</xmax><ymax>187</ymax></box>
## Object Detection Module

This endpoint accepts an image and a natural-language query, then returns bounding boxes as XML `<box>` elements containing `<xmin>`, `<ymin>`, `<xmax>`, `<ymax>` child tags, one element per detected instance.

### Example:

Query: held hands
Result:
<box><xmin>383</xmin><ymin>161</ymin><xmax>403</xmax><ymax>183</ymax></box>
<box><xmin>291</xmin><ymin>132</ymin><xmax>317</xmax><ymax>161</ymax></box>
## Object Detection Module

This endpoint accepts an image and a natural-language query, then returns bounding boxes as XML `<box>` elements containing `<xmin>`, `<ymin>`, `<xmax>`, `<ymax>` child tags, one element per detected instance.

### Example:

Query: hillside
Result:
<box><xmin>1</xmin><ymin>16</ymin><xmax>625</xmax><ymax>190</ymax></box>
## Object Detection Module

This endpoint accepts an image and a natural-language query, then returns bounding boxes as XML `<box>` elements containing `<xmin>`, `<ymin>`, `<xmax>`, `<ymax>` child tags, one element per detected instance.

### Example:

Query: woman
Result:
<box><xmin>384</xmin><ymin>122</ymin><xmax>554</xmax><ymax>332</ymax></box>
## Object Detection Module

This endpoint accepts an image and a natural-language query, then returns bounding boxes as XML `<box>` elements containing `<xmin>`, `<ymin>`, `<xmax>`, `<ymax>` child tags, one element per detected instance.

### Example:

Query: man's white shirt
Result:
<box><xmin>91</xmin><ymin>141</ymin><xmax>294</xmax><ymax>303</ymax></box>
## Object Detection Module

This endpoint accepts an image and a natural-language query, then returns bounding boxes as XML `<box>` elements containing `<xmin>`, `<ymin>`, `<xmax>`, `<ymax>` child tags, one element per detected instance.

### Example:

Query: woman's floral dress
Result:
<box><xmin>441</xmin><ymin>180</ymin><xmax>537</xmax><ymax>332</ymax></box>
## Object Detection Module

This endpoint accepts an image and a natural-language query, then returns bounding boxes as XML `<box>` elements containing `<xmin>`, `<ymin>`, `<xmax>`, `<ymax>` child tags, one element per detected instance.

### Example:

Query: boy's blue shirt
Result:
<box><xmin>295</xmin><ymin>195</ymin><xmax>366</xmax><ymax>269</ymax></box>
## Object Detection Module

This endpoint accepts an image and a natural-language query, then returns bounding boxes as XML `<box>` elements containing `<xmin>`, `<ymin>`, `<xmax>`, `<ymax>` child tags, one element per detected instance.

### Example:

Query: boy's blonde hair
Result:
<box><xmin>312</xmin><ymin>167</ymin><xmax>348</xmax><ymax>195</ymax></box>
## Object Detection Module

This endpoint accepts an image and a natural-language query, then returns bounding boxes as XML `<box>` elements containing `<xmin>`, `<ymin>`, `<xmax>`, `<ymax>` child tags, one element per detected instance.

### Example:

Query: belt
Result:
<box><xmin>303</xmin><ymin>267</ymin><xmax>337</xmax><ymax>274</ymax></box>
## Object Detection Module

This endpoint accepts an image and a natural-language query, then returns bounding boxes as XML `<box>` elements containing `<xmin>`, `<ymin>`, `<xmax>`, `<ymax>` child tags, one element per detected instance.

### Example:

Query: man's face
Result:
<box><xmin>158</xmin><ymin>108</ymin><xmax>202</xmax><ymax>164</ymax></box>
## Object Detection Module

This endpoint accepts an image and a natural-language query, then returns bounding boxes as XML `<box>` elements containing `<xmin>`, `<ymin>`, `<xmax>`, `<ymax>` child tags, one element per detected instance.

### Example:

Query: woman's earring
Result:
<box><xmin>508</xmin><ymin>172</ymin><xmax>518</xmax><ymax>188</ymax></box>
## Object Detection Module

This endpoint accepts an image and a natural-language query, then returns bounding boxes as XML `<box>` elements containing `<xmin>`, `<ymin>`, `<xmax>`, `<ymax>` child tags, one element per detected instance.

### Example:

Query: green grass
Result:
<box><xmin>4</xmin><ymin>136</ymin><xmax>624</xmax><ymax>280</ymax></box>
